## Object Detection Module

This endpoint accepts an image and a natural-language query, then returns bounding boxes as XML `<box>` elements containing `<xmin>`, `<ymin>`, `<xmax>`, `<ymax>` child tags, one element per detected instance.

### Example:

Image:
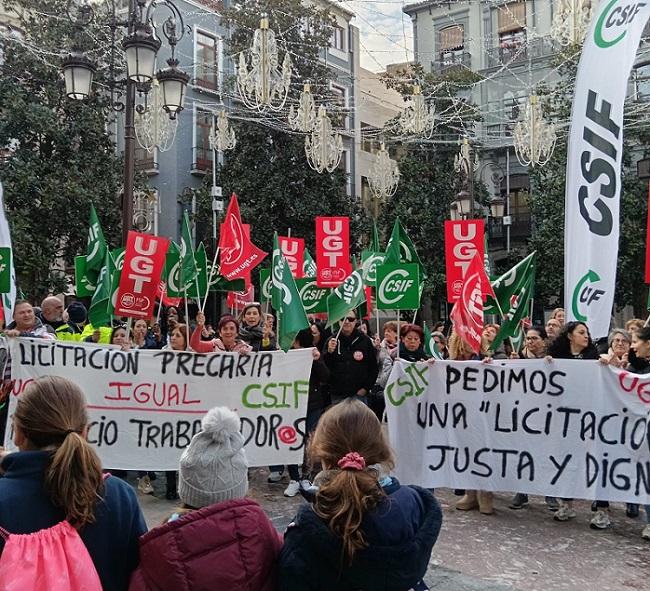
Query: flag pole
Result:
<box><xmin>412</xmin><ymin>309</ymin><xmax>417</xmax><ymax>324</ymax></box>
<box><xmin>155</xmin><ymin>297</ymin><xmax>163</xmax><ymax>325</ymax></box>
<box><xmin>375</xmin><ymin>308</ymin><xmax>380</xmax><ymax>337</ymax></box>
<box><xmin>396</xmin><ymin>310</ymin><xmax>400</xmax><ymax>360</ymax></box>
<box><xmin>202</xmin><ymin>247</ymin><xmax>220</xmax><ymax>313</ymax></box>
<box><xmin>184</xmin><ymin>289</ymin><xmax>191</xmax><ymax>341</ymax></box>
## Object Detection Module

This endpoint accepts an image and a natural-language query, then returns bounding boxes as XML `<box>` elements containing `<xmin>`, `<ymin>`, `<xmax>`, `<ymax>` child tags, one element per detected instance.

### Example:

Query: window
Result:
<box><xmin>134</xmin><ymin>146</ymin><xmax>157</xmax><ymax>173</ymax></box>
<box><xmin>336</xmin><ymin>150</ymin><xmax>352</xmax><ymax>196</ymax></box>
<box><xmin>195</xmin><ymin>31</ymin><xmax>218</xmax><ymax>90</ymax></box>
<box><xmin>330</xmin><ymin>84</ymin><xmax>348</xmax><ymax>129</ymax></box>
<box><xmin>331</xmin><ymin>25</ymin><xmax>345</xmax><ymax>51</ymax></box>
<box><xmin>497</xmin><ymin>1</ymin><xmax>526</xmax><ymax>34</ymax></box>
<box><xmin>439</xmin><ymin>24</ymin><xmax>464</xmax><ymax>64</ymax></box>
<box><xmin>194</xmin><ymin>110</ymin><xmax>213</xmax><ymax>171</ymax></box>
<box><xmin>360</xmin><ymin>123</ymin><xmax>376</xmax><ymax>152</ymax></box>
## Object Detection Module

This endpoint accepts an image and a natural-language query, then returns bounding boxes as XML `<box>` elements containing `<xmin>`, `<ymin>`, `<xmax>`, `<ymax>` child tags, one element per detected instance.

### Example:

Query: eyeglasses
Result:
<box><xmin>344</xmin><ymin>316</ymin><xmax>356</xmax><ymax>322</ymax></box>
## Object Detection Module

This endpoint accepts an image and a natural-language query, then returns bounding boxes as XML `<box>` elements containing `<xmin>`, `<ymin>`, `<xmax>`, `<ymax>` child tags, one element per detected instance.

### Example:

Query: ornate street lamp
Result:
<box><xmin>305</xmin><ymin>105</ymin><xmax>343</xmax><ymax>174</ymax></box>
<box><xmin>288</xmin><ymin>82</ymin><xmax>317</xmax><ymax>132</ymax></box>
<box><xmin>209</xmin><ymin>110</ymin><xmax>236</xmax><ymax>242</ymax></box>
<box><xmin>513</xmin><ymin>94</ymin><xmax>557</xmax><ymax>167</ymax></box>
<box><xmin>399</xmin><ymin>84</ymin><xmax>435</xmax><ymax>137</ymax></box>
<box><xmin>454</xmin><ymin>137</ymin><xmax>479</xmax><ymax>218</ymax></box>
<box><xmin>237</xmin><ymin>15</ymin><xmax>292</xmax><ymax>113</ymax></box>
<box><xmin>489</xmin><ymin>195</ymin><xmax>505</xmax><ymax>218</ymax></box>
<box><xmin>62</xmin><ymin>0</ymin><xmax>189</xmax><ymax>243</ymax></box>
<box><xmin>368</xmin><ymin>142</ymin><xmax>400</xmax><ymax>200</ymax></box>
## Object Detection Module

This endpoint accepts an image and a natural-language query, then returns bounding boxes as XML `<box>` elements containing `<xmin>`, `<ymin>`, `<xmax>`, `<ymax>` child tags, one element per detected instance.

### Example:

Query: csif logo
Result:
<box><xmin>571</xmin><ymin>269</ymin><xmax>606</xmax><ymax>322</ymax></box>
<box><xmin>594</xmin><ymin>0</ymin><xmax>647</xmax><ymax>48</ymax></box>
<box><xmin>378</xmin><ymin>269</ymin><xmax>413</xmax><ymax>305</ymax></box>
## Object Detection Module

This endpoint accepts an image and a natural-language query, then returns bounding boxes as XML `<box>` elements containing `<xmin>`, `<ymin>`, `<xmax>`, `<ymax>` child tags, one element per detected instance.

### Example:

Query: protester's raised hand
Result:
<box><xmin>311</xmin><ymin>348</ymin><xmax>321</xmax><ymax>361</ymax></box>
<box><xmin>4</xmin><ymin>330</ymin><xmax>19</xmax><ymax>338</ymax></box>
<box><xmin>327</xmin><ymin>338</ymin><xmax>337</xmax><ymax>354</ymax></box>
<box><xmin>510</xmin><ymin>351</ymin><xmax>520</xmax><ymax>359</ymax></box>
<box><xmin>196</xmin><ymin>311</ymin><xmax>206</xmax><ymax>326</ymax></box>
<box><xmin>92</xmin><ymin>329</ymin><xmax>101</xmax><ymax>343</ymax></box>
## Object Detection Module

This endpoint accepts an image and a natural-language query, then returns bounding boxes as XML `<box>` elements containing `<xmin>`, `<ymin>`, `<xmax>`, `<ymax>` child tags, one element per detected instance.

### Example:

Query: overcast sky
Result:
<box><xmin>344</xmin><ymin>1</ymin><xmax>415</xmax><ymax>71</ymax></box>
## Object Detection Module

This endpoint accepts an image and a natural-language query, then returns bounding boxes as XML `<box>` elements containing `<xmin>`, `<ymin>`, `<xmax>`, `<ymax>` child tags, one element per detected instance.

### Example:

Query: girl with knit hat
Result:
<box><xmin>129</xmin><ymin>407</ymin><xmax>282</xmax><ymax>591</ymax></box>
<box><xmin>278</xmin><ymin>399</ymin><xmax>442</xmax><ymax>591</ymax></box>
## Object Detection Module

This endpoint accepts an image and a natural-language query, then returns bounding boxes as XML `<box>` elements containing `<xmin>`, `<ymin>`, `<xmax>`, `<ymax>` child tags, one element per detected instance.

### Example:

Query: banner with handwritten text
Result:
<box><xmin>4</xmin><ymin>338</ymin><xmax>312</xmax><ymax>470</ymax></box>
<box><xmin>385</xmin><ymin>359</ymin><xmax>650</xmax><ymax>504</ymax></box>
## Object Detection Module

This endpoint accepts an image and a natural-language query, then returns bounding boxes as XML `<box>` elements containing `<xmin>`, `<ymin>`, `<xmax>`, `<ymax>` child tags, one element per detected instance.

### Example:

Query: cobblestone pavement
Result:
<box><xmin>136</xmin><ymin>469</ymin><xmax>649</xmax><ymax>591</ymax></box>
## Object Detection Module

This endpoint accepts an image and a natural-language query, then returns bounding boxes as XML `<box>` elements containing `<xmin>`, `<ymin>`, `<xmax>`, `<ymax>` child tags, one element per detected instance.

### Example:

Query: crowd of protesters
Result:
<box><xmin>0</xmin><ymin>296</ymin><xmax>648</xmax><ymax>589</ymax></box>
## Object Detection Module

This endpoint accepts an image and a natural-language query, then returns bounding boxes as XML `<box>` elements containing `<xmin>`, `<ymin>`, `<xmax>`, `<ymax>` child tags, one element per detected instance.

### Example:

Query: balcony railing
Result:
<box><xmin>485</xmin><ymin>37</ymin><xmax>554</xmax><ymax>69</ymax></box>
<box><xmin>192</xmin><ymin>146</ymin><xmax>213</xmax><ymax>173</ymax></box>
<box><xmin>432</xmin><ymin>51</ymin><xmax>471</xmax><ymax>74</ymax></box>
<box><xmin>488</xmin><ymin>216</ymin><xmax>532</xmax><ymax>245</ymax></box>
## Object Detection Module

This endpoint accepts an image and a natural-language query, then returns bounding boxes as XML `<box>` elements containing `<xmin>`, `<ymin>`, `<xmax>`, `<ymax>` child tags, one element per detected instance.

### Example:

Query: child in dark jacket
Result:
<box><xmin>129</xmin><ymin>407</ymin><xmax>282</xmax><ymax>591</ymax></box>
<box><xmin>279</xmin><ymin>399</ymin><xmax>442</xmax><ymax>591</ymax></box>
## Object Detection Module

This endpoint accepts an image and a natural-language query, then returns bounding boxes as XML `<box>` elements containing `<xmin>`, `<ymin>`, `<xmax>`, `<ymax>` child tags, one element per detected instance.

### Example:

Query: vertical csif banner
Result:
<box><xmin>565</xmin><ymin>0</ymin><xmax>650</xmax><ymax>337</ymax></box>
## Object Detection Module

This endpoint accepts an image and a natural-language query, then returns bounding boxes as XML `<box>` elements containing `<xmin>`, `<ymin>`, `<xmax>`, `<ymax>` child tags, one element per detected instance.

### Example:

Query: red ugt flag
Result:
<box><xmin>449</xmin><ymin>254</ymin><xmax>485</xmax><ymax>354</ymax></box>
<box><xmin>218</xmin><ymin>194</ymin><xmax>267</xmax><ymax>280</ymax></box>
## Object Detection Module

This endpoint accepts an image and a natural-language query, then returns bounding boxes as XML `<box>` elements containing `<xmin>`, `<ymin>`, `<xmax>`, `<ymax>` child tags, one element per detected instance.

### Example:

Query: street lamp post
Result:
<box><xmin>61</xmin><ymin>0</ymin><xmax>190</xmax><ymax>245</ymax></box>
<box><xmin>454</xmin><ymin>137</ymin><xmax>478</xmax><ymax>218</ymax></box>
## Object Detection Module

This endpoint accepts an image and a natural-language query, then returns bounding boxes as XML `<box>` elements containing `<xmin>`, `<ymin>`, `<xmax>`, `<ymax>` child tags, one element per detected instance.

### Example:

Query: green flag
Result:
<box><xmin>108</xmin><ymin>248</ymin><xmax>124</xmax><ymax>318</ymax></box>
<box><xmin>0</xmin><ymin>247</ymin><xmax>11</xmax><ymax>294</ymax></box>
<box><xmin>424</xmin><ymin>323</ymin><xmax>443</xmax><ymax>359</ymax></box>
<box><xmin>75</xmin><ymin>256</ymin><xmax>96</xmax><ymax>297</ymax></box>
<box><xmin>271</xmin><ymin>233</ymin><xmax>309</xmax><ymax>351</ymax></box>
<box><xmin>89</xmin><ymin>250</ymin><xmax>114</xmax><ymax>327</ymax></box>
<box><xmin>187</xmin><ymin>243</ymin><xmax>208</xmax><ymax>298</ymax></box>
<box><xmin>326</xmin><ymin>268</ymin><xmax>366</xmax><ymax>328</ymax></box>
<box><xmin>485</xmin><ymin>252</ymin><xmax>536</xmax><ymax>350</ymax></box>
<box><xmin>484</xmin><ymin>234</ymin><xmax>492</xmax><ymax>280</ymax></box>
<box><xmin>296</xmin><ymin>278</ymin><xmax>329</xmax><ymax>314</ymax></box>
<box><xmin>303</xmin><ymin>249</ymin><xmax>317</xmax><ymax>278</ymax></box>
<box><xmin>384</xmin><ymin>218</ymin><xmax>425</xmax><ymax>279</ymax></box>
<box><xmin>165</xmin><ymin>242</ymin><xmax>183</xmax><ymax>297</ymax></box>
<box><xmin>86</xmin><ymin>203</ymin><xmax>107</xmax><ymax>272</ymax></box>
<box><xmin>370</xmin><ymin>221</ymin><xmax>381</xmax><ymax>253</ymax></box>
<box><xmin>180</xmin><ymin>212</ymin><xmax>198</xmax><ymax>289</ymax></box>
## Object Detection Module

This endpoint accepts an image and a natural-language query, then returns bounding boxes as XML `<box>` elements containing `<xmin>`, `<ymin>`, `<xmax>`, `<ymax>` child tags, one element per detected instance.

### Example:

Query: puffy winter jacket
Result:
<box><xmin>279</xmin><ymin>482</ymin><xmax>442</xmax><ymax>591</ymax></box>
<box><xmin>129</xmin><ymin>498</ymin><xmax>283</xmax><ymax>591</ymax></box>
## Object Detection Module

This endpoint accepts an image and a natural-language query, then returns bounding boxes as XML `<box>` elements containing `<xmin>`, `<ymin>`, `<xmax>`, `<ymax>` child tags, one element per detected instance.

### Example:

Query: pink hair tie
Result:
<box><xmin>337</xmin><ymin>452</ymin><xmax>366</xmax><ymax>471</ymax></box>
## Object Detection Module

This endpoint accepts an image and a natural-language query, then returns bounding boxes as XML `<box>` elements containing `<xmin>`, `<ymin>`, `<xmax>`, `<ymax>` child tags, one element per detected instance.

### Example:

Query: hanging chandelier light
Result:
<box><xmin>305</xmin><ymin>105</ymin><xmax>343</xmax><ymax>173</ymax></box>
<box><xmin>135</xmin><ymin>79</ymin><xmax>178</xmax><ymax>153</ymax></box>
<box><xmin>368</xmin><ymin>142</ymin><xmax>400</xmax><ymax>200</ymax></box>
<box><xmin>398</xmin><ymin>84</ymin><xmax>435</xmax><ymax>137</ymax></box>
<box><xmin>513</xmin><ymin>95</ymin><xmax>557</xmax><ymax>167</ymax></box>
<box><xmin>550</xmin><ymin>0</ymin><xmax>593</xmax><ymax>46</ymax></box>
<box><xmin>209</xmin><ymin>110</ymin><xmax>237</xmax><ymax>154</ymax></box>
<box><xmin>288</xmin><ymin>82</ymin><xmax>317</xmax><ymax>132</ymax></box>
<box><xmin>236</xmin><ymin>15</ymin><xmax>292</xmax><ymax>112</ymax></box>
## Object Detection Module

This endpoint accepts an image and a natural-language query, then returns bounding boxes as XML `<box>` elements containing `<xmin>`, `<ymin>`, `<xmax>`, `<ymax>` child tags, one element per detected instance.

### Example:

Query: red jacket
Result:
<box><xmin>129</xmin><ymin>498</ymin><xmax>282</xmax><ymax>591</ymax></box>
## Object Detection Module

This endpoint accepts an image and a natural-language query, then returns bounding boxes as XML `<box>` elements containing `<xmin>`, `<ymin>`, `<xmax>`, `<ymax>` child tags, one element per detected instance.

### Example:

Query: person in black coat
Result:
<box><xmin>323</xmin><ymin>309</ymin><xmax>379</xmax><ymax>406</ymax></box>
<box><xmin>279</xmin><ymin>399</ymin><xmax>442</xmax><ymax>591</ymax></box>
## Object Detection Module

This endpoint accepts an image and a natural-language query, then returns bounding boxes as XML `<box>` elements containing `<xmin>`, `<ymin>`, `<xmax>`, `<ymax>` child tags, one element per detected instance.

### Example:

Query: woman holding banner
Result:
<box><xmin>191</xmin><ymin>312</ymin><xmax>252</xmax><ymax>354</ymax></box>
<box><xmin>547</xmin><ymin>321</ymin><xmax>599</xmax><ymax>524</ymax></box>
<box><xmin>628</xmin><ymin>327</ymin><xmax>650</xmax><ymax>541</ymax></box>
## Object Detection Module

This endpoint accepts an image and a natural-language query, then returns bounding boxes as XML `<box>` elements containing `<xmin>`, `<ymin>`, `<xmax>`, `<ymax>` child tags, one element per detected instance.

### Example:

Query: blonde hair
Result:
<box><xmin>448</xmin><ymin>331</ymin><xmax>489</xmax><ymax>359</ymax></box>
<box><xmin>13</xmin><ymin>376</ymin><xmax>103</xmax><ymax>527</ymax></box>
<box><xmin>309</xmin><ymin>400</ymin><xmax>394</xmax><ymax>564</ymax></box>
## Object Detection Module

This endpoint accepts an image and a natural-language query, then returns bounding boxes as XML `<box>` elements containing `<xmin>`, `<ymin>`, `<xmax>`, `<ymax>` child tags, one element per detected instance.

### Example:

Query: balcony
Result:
<box><xmin>432</xmin><ymin>51</ymin><xmax>471</xmax><ymax>74</ymax></box>
<box><xmin>488</xmin><ymin>216</ymin><xmax>532</xmax><ymax>246</ymax></box>
<box><xmin>485</xmin><ymin>37</ymin><xmax>554</xmax><ymax>69</ymax></box>
<box><xmin>191</xmin><ymin>146</ymin><xmax>213</xmax><ymax>175</ymax></box>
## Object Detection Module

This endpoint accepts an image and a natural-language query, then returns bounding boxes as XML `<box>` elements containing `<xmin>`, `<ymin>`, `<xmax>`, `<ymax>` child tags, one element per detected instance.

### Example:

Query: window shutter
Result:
<box><xmin>498</xmin><ymin>1</ymin><xmax>526</xmax><ymax>33</ymax></box>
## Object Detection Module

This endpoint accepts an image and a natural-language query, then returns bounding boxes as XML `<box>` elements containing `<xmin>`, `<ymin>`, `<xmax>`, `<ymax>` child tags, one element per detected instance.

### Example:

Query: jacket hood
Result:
<box><xmin>289</xmin><ymin>485</ymin><xmax>441</xmax><ymax>589</ymax></box>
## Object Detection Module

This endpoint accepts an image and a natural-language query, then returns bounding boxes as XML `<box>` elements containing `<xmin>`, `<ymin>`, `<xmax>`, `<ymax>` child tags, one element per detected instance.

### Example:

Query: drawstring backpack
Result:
<box><xmin>0</xmin><ymin>521</ymin><xmax>102</xmax><ymax>591</ymax></box>
<box><xmin>0</xmin><ymin>474</ymin><xmax>109</xmax><ymax>591</ymax></box>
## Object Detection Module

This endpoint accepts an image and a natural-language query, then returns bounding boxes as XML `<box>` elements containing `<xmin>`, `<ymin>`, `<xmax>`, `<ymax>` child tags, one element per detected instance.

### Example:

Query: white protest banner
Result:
<box><xmin>4</xmin><ymin>338</ymin><xmax>313</xmax><ymax>470</ymax></box>
<box><xmin>564</xmin><ymin>0</ymin><xmax>650</xmax><ymax>337</ymax></box>
<box><xmin>385</xmin><ymin>359</ymin><xmax>650</xmax><ymax>504</ymax></box>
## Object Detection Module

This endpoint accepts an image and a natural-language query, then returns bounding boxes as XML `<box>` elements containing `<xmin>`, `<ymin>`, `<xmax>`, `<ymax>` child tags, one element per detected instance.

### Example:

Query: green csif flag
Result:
<box><xmin>180</xmin><ymin>212</ymin><xmax>198</xmax><ymax>289</ymax></box>
<box><xmin>384</xmin><ymin>218</ymin><xmax>426</xmax><ymax>279</ymax></box>
<box><xmin>187</xmin><ymin>243</ymin><xmax>208</xmax><ymax>298</ymax></box>
<box><xmin>485</xmin><ymin>252</ymin><xmax>536</xmax><ymax>350</ymax></box>
<box><xmin>271</xmin><ymin>233</ymin><xmax>309</xmax><ymax>351</ymax></box>
<box><xmin>86</xmin><ymin>203</ymin><xmax>107</xmax><ymax>273</ymax></box>
<box><xmin>423</xmin><ymin>323</ymin><xmax>443</xmax><ymax>360</ymax></box>
<box><xmin>326</xmin><ymin>267</ymin><xmax>366</xmax><ymax>328</ymax></box>
<box><xmin>303</xmin><ymin>249</ymin><xmax>317</xmax><ymax>278</ymax></box>
<box><xmin>89</xmin><ymin>250</ymin><xmax>114</xmax><ymax>327</ymax></box>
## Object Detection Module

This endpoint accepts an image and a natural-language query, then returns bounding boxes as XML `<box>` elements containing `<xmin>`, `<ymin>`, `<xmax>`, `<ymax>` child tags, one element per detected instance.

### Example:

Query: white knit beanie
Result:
<box><xmin>178</xmin><ymin>407</ymin><xmax>249</xmax><ymax>508</ymax></box>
